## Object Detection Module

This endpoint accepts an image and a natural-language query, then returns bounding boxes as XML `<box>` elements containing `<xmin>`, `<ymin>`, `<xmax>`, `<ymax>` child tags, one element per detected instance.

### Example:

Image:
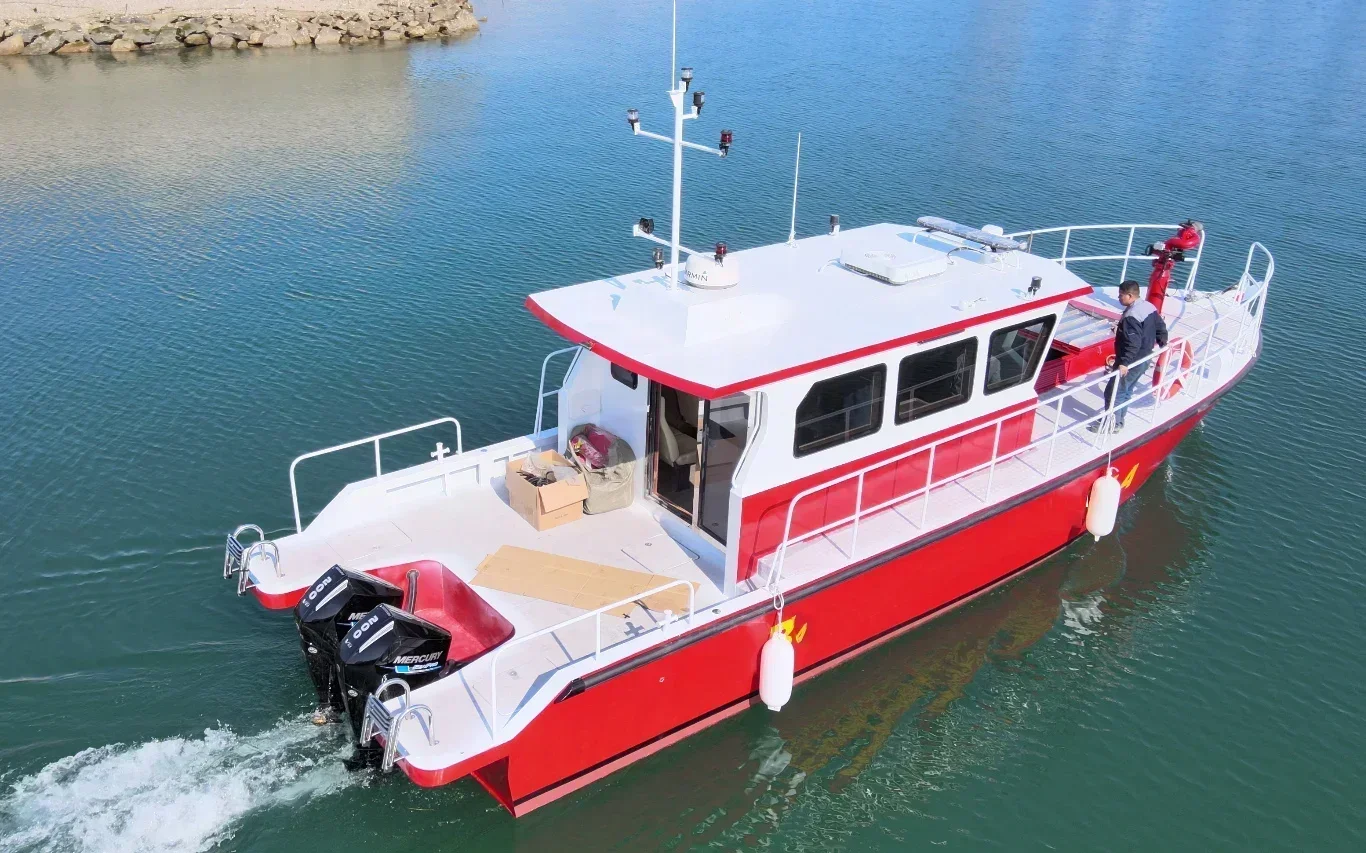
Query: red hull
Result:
<box><xmin>400</xmin><ymin>397</ymin><xmax>1216</xmax><ymax>814</ymax></box>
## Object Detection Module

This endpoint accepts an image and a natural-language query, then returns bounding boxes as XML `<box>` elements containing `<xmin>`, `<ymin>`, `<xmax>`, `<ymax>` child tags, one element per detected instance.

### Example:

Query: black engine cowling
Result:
<box><xmin>294</xmin><ymin>565</ymin><xmax>404</xmax><ymax>712</ymax></box>
<box><xmin>336</xmin><ymin>603</ymin><xmax>451</xmax><ymax>742</ymax></box>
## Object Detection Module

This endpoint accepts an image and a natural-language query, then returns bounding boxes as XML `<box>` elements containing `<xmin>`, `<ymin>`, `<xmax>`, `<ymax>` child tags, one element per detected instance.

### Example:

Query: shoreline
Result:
<box><xmin>0</xmin><ymin>0</ymin><xmax>478</xmax><ymax>56</ymax></box>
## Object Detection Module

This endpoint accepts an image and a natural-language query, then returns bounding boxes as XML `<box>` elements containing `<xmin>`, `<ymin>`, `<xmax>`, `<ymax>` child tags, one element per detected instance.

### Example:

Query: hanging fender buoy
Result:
<box><xmin>1085</xmin><ymin>467</ymin><xmax>1122</xmax><ymax>540</ymax></box>
<box><xmin>759</xmin><ymin>626</ymin><xmax>795</xmax><ymax>712</ymax></box>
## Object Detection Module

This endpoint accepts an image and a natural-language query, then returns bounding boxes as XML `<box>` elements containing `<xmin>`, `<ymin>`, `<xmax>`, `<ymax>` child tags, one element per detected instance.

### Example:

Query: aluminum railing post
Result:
<box><xmin>1045</xmin><ymin>397</ymin><xmax>1062</xmax><ymax>475</ymax></box>
<box><xmin>1061</xmin><ymin>229</ymin><xmax>1071</xmax><ymax>268</ymax></box>
<box><xmin>920</xmin><ymin>446</ymin><xmax>935</xmax><ymax>529</ymax></box>
<box><xmin>850</xmin><ymin>472</ymin><xmax>864</xmax><ymax>560</ymax></box>
<box><xmin>374</xmin><ymin>440</ymin><xmax>382</xmax><ymax>478</ymax></box>
<box><xmin>986</xmin><ymin>421</ymin><xmax>1003</xmax><ymax>498</ymax></box>
<box><xmin>1120</xmin><ymin>226</ymin><xmax>1135</xmax><ymax>283</ymax></box>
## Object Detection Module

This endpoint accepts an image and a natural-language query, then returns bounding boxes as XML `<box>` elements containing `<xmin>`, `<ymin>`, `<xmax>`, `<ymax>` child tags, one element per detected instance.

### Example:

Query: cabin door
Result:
<box><xmin>647</xmin><ymin>383</ymin><xmax>750</xmax><ymax>545</ymax></box>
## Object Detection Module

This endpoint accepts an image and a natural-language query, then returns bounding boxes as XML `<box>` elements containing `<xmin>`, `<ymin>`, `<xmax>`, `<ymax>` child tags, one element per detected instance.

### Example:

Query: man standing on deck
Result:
<box><xmin>1091</xmin><ymin>280</ymin><xmax>1169</xmax><ymax>433</ymax></box>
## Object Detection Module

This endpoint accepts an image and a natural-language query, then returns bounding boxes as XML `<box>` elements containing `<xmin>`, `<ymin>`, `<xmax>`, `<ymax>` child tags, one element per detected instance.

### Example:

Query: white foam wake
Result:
<box><xmin>0</xmin><ymin>715</ymin><xmax>358</xmax><ymax>853</ymax></box>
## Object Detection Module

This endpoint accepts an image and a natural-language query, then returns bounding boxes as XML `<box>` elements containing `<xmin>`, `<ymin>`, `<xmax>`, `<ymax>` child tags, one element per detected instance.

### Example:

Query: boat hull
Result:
<box><xmin>399</xmin><ymin>394</ymin><xmax>1217</xmax><ymax>814</ymax></box>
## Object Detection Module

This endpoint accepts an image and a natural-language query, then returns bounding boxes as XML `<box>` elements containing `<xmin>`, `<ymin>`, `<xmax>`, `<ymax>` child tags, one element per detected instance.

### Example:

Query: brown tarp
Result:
<box><xmin>471</xmin><ymin>545</ymin><xmax>696</xmax><ymax>617</ymax></box>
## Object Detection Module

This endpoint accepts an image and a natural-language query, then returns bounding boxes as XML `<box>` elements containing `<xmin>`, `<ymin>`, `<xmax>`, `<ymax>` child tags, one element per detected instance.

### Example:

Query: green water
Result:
<box><xmin>2</xmin><ymin>0</ymin><xmax>1365</xmax><ymax>849</ymax></box>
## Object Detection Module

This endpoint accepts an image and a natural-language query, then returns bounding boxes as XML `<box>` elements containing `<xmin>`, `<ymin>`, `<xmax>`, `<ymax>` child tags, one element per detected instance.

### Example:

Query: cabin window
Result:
<box><xmin>610</xmin><ymin>362</ymin><xmax>639</xmax><ymax>390</ymax></box>
<box><xmin>985</xmin><ymin>315</ymin><xmax>1056</xmax><ymax>394</ymax></box>
<box><xmin>793</xmin><ymin>365</ymin><xmax>886</xmax><ymax>457</ymax></box>
<box><xmin>895</xmin><ymin>338</ymin><xmax>977</xmax><ymax>424</ymax></box>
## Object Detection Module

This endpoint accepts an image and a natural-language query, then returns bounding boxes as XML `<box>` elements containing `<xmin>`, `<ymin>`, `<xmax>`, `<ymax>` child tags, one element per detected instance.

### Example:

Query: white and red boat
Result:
<box><xmin>220</xmin><ymin>55</ymin><xmax>1273</xmax><ymax>816</ymax></box>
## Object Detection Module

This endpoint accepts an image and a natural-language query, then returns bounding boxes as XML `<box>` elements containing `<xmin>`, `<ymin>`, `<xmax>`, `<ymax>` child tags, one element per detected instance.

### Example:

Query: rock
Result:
<box><xmin>108</xmin><ymin>37</ymin><xmax>137</xmax><ymax>52</ymax></box>
<box><xmin>0</xmin><ymin>33</ymin><xmax>22</xmax><ymax>55</ymax></box>
<box><xmin>345</xmin><ymin>21</ymin><xmax>367</xmax><ymax>37</ymax></box>
<box><xmin>55</xmin><ymin>39</ymin><xmax>90</xmax><ymax>53</ymax></box>
<box><xmin>221</xmin><ymin>24</ymin><xmax>249</xmax><ymax>40</ymax></box>
<box><xmin>292</xmin><ymin>30</ymin><xmax>311</xmax><ymax>45</ymax></box>
<box><xmin>448</xmin><ymin>8</ymin><xmax>477</xmax><ymax>33</ymax></box>
<box><xmin>405</xmin><ymin>24</ymin><xmax>426</xmax><ymax>38</ymax></box>
<box><xmin>301</xmin><ymin>21</ymin><xmax>318</xmax><ymax>37</ymax></box>
<box><xmin>262</xmin><ymin>31</ymin><xmax>294</xmax><ymax>48</ymax></box>
<box><xmin>22</xmin><ymin>32</ymin><xmax>63</xmax><ymax>54</ymax></box>
<box><xmin>209</xmin><ymin>32</ymin><xmax>235</xmax><ymax>48</ymax></box>
<box><xmin>19</xmin><ymin>25</ymin><xmax>46</xmax><ymax>42</ymax></box>
<box><xmin>184</xmin><ymin>32</ymin><xmax>208</xmax><ymax>45</ymax></box>
<box><xmin>247</xmin><ymin>30</ymin><xmax>263</xmax><ymax>45</ymax></box>
<box><xmin>141</xmin><ymin>27</ymin><xmax>180</xmax><ymax>50</ymax></box>
<box><xmin>235</xmin><ymin>39</ymin><xmax>251</xmax><ymax>49</ymax></box>
<box><xmin>87</xmin><ymin>26</ymin><xmax>119</xmax><ymax>45</ymax></box>
<box><xmin>124</xmin><ymin>27</ymin><xmax>155</xmax><ymax>45</ymax></box>
<box><xmin>367</xmin><ymin>27</ymin><xmax>379</xmax><ymax>38</ymax></box>
<box><xmin>314</xmin><ymin>27</ymin><xmax>342</xmax><ymax>45</ymax></box>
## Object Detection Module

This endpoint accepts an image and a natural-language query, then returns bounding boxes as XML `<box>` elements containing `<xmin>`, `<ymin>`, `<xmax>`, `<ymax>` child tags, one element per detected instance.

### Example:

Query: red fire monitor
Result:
<box><xmin>1146</xmin><ymin>220</ymin><xmax>1203</xmax><ymax>313</ymax></box>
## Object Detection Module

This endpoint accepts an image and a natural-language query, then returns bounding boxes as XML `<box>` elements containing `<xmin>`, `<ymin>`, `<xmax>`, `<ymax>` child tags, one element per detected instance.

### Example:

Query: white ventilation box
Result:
<box><xmin>839</xmin><ymin>239</ymin><xmax>949</xmax><ymax>285</ymax></box>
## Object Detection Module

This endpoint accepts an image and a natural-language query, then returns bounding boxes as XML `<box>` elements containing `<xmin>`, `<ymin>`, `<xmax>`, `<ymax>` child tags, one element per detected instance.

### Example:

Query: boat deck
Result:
<box><xmin>752</xmin><ymin>287</ymin><xmax>1253</xmax><ymax>587</ymax></box>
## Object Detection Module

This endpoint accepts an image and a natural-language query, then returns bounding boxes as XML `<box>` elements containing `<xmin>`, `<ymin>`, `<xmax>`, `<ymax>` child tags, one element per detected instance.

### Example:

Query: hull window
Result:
<box><xmin>895</xmin><ymin>338</ymin><xmax>977</xmax><ymax>423</ymax></box>
<box><xmin>985</xmin><ymin>315</ymin><xmax>1057</xmax><ymax>394</ymax></box>
<box><xmin>793</xmin><ymin>365</ymin><xmax>886</xmax><ymax>457</ymax></box>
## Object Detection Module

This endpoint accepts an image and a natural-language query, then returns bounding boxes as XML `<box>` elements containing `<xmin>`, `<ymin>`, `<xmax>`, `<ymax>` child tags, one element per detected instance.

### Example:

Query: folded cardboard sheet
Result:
<box><xmin>471</xmin><ymin>545</ymin><xmax>697</xmax><ymax>617</ymax></box>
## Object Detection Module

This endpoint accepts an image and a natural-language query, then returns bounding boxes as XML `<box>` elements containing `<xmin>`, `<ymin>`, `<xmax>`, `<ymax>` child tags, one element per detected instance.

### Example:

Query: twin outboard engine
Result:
<box><xmin>337</xmin><ymin>604</ymin><xmax>452</xmax><ymax>763</ymax></box>
<box><xmin>294</xmin><ymin>565</ymin><xmax>404</xmax><ymax>714</ymax></box>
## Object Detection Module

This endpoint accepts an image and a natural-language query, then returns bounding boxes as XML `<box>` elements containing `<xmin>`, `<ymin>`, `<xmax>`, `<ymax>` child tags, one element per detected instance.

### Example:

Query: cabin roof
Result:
<box><xmin>527</xmin><ymin>222</ymin><xmax>1094</xmax><ymax>399</ymax></box>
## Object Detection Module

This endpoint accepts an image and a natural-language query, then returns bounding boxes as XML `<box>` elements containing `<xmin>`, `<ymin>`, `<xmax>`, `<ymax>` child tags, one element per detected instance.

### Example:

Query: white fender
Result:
<box><xmin>1085</xmin><ymin>467</ymin><xmax>1122</xmax><ymax>540</ymax></box>
<box><xmin>759</xmin><ymin>628</ymin><xmax>795</xmax><ymax>712</ymax></box>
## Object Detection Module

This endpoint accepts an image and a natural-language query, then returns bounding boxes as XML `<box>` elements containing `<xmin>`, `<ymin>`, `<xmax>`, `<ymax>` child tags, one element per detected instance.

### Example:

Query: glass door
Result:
<box><xmin>697</xmin><ymin>394</ymin><xmax>750</xmax><ymax>544</ymax></box>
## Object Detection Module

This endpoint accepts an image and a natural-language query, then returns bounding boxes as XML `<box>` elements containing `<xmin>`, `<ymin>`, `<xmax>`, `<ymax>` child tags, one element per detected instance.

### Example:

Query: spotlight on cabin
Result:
<box><xmin>680</xmin><ymin>67</ymin><xmax>693</xmax><ymax>91</ymax></box>
<box><xmin>714</xmin><ymin>242</ymin><xmax>728</xmax><ymax>264</ymax></box>
<box><xmin>829</xmin><ymin>214</ymin><xmax>840</xmax><ymax>235</ymax></box>
<box><xmin>626</xmin><ymin>108</ymin><xmax>640</xmax><ymax>132</ymax></box>
<box><xmin>692</xmin><ymin>91</ymin><xmax>705</xmax><ymax>114</ymax></box>
<box><xmin>652</xmin><ymin>247</ymin><xmax>665</xmax><ymax>269</ymax></box>
<box><xmin>637</xmin><ymin>217</ymin><xmax>655</xmax><ymax>236</ymax></box>
<box><xmin>1029</xmin><ymin>276</ymin><xmax>1042</xmax><ymax>296</ymax></box>
<box><xmin>719</xmin><ymin>129</ymin><xmax>733</xmax><ymax>157</ymax></box>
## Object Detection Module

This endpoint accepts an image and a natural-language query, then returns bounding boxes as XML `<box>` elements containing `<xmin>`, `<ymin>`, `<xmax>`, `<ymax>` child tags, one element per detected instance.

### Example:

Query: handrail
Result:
<box><xmin>488</xmin><ymin>577</ymin><xmax>695</xmax><ymax>733</ymax></box>
<box><xmin>1006</xmin><ymin>223</ymin><xmax>1206</xmax><ymax>293</ymax></box>
<box><xmin>767</xmin><ymin>253</ymin><xmax>1271</xmax><ymax>588</ymax></box>
<box><xmin>288</xmin><ymin>417</ymin><xmax>464</xmax><ymax>533</ymax></box>
<box><xmin>534</xmin><ymin>346</ymin><xmax>584</xmax><ymax>435</ymax></box>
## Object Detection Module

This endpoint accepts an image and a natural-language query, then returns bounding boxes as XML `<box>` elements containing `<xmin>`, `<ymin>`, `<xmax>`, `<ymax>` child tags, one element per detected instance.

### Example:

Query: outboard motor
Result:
<box><xmin>336</xmin><ymin>603</ymin><xmax>451</xmax><ymax>762</ymax></box>
<box><xmin>293</xmin><ymin>565</ymin><xmax>404</xmax><ymax>716</ymax></box>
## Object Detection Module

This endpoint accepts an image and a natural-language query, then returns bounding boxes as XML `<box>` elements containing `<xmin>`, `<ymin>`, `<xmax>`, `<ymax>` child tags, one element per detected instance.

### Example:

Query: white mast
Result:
<box><xmin>625</xmin><ymin>0</ymin><xmax>732</xmax><ymax>289</ymax></box>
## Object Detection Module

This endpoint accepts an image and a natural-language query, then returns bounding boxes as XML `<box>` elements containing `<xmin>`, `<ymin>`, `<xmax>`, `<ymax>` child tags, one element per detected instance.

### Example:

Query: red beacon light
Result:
<box><xmin>719</xmin><ymin>129</ymin><xmax>733</xmax><ymax>157</ymax></box>
<box><xmin>714</xmin><ymin>242</ymin><xmax>728</xmax><ymax>264</ymax></box>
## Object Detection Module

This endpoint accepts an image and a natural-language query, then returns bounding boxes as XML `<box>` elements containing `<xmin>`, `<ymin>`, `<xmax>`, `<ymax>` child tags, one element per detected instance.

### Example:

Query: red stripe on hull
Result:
<box><xmin>400</xmin><ymin>404</ymin><xmax>1210</xmax><ymax>812</ymax></box>
<box><xmin>252</xmin><ymin>586</ymin><xmax>304</xmax><ymax>610</ymax></box>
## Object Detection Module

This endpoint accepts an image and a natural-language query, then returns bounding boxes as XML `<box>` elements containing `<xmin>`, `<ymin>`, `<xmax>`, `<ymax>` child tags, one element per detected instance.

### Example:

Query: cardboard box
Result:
<box><xmin>505</xmin><ymin>451</ymin><xmax>590</xmax><ymax>531</ymax></box>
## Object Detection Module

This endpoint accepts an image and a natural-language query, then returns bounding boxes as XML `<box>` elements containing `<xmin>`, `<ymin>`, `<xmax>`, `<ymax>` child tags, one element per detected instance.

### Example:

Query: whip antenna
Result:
<box><xmin>787</xmin><ymin>133</ymin><xmax>802</xmax><ymax>245</ymax></box>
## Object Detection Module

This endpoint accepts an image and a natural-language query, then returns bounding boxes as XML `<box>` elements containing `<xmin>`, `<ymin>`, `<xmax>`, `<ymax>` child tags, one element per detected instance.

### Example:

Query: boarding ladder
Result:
<box><xmin>222</xmin><ymin>524</ymin><xmax>282</xmax><ymax>595</ymax></box>
<box><xmin>360</xmin><ymin>677</ymin><xmax>439</xmax><ymax>772</ymax></box>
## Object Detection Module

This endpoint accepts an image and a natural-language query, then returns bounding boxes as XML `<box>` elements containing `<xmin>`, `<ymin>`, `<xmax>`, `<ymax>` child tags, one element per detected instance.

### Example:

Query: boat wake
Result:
<box><xmin>0</xmin><ymin>715</ymin><xmax>357</xmax><ymax>853</ymax></box>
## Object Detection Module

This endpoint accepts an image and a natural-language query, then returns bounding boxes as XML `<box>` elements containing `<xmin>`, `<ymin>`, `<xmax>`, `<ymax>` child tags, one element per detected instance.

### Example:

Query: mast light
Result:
<box><xmin>719</xmin><ymin>129</ymin><xmax>733</xmax><ymax>157</ymax></box>
<box><xmin>626</xmin><ymin>108</ymin><xmax>640</xmax><ymax>132</ymax></box>
<box><xmin>680</xmin><ymin>67</ymin><xmax>693</xmax><ymax>91</ymax></box>
<box><xmin>692</xmin><ymin>91</ymin><xmax>705</xmax><ymax>114</ymax></box>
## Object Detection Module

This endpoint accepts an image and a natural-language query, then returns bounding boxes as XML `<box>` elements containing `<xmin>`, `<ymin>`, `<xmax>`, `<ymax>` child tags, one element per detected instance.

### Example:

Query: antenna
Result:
<box><xmin>787</xmin><ymin>133</ymin><xmax>802</xmax><ymax>246</ymax></box>
<box><xmin>623</xmin><ymin>0</ymin><xmax>735</xmax><ymax>289</ymax></box>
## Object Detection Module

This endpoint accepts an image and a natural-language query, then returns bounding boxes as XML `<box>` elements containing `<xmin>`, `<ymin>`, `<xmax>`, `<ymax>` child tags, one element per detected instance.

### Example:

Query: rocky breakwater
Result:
<box><xmin>0</xmin><ymin>1</ymin><xmax>477</xmax><ymax>57</ymax></box>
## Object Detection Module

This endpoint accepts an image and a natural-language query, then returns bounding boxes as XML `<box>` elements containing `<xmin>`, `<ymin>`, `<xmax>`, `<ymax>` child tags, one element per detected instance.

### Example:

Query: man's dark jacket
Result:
<box><xmin>1114</xmin><ymin>298</ymin><xmax>1169</xmax><ymax>367</ymax></box>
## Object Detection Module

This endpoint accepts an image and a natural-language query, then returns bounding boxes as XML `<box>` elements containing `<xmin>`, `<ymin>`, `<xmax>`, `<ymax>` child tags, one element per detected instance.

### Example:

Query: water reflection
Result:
<box><xmin>504</xmin><ymin>459</ymin><xmax>1213</xmax><ymax>850</ymax></box>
